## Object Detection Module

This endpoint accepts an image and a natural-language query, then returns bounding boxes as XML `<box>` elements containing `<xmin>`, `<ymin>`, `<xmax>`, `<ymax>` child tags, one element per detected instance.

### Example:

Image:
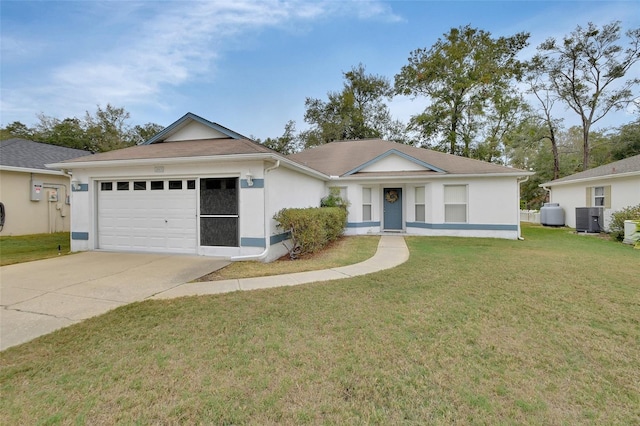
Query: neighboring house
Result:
<box><xmin>47</xmin><ymin>113</ymin><xmax>532</xmax><ymax>261</ymax></box>
<box><xmin>0</xmin><ymin>139</ymin><xmax>91</xmax><ymax>235</ymax></box>
<box><xmin>540</xmin><ymin>154</ymin><xmax>640</xmax><ymax>230</ymax></box>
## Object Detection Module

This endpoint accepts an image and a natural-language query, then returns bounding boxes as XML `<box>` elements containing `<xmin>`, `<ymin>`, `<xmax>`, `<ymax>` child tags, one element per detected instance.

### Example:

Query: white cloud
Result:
<box><xmin>1</xmin><ymin>0</ymin><xmax>400</xmax><ymax>124</ymax></box>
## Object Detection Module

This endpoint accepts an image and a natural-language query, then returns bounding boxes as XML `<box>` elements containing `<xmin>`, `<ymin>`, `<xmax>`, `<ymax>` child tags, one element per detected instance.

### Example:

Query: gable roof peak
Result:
<box><xmin>142</xmin><ymin>112</ymin><xmax>250</xmax><ymax>145</ymax></box>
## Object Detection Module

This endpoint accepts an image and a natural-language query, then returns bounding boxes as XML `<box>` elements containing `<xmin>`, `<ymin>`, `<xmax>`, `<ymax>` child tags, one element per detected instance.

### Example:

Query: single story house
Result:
<box><xmin>540</xmin><ymin>154</ymin><xmax>640</xmax><ymax>230</ymax></box>
<box><xmin>0</xmin><ymin>138</ymin><xmax>91</xmax><ymax>235</ymax></box>
<box><xmin>48</xmin><ymin>113</ymin><xmax>533</xmax><ymax>262</ymax></box>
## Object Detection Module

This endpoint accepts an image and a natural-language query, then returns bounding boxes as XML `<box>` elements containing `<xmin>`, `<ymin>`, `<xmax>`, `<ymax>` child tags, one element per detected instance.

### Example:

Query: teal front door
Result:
<box><xmin>383</xmin><ymin>188</ymin><xmax>402</xmax><ymax>230</ymax></box>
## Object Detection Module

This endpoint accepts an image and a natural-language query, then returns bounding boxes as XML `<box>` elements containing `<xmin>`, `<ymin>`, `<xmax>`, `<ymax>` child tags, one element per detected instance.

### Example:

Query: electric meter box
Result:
<box><xmin>31</xmin><ymin>180</ymin><xmax>43</xmax><ymax>201</ymax></box>
<box><xmin>49</xmin><ymin>189</ymin><xmax>58</xmax><ymax>202</ymax></box>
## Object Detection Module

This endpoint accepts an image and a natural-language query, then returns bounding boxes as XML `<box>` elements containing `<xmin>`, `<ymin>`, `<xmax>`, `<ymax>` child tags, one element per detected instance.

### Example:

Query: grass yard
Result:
<box><xmin>0</xmin><ymin>232</ymin><xmax>71</xmax><ymax>266</ymax></box>
<box><xmin>1</xmin><ymin>225</ymin><xmax>638</xmax><ymax>424</ymax></box>
<box><xmin>195</xmin><ymin>235</ymin><xmax>380</xmax><ymax>281</ymax></box>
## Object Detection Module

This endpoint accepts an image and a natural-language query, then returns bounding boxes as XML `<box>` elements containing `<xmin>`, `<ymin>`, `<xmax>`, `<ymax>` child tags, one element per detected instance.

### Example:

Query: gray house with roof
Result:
<box><xmin>48</xmin><ymin>113</ymin><xmax>532</xmax><ymax>261</ymax></box>
<box><xmin>0</xmin><ymin>139</ymin><xmax>91</xmax><ymax>235</ymax></box>
<box><xmin>540</xmin><ymin>154</ymin><xmax>640</xmax><ymax>230</ymax></box>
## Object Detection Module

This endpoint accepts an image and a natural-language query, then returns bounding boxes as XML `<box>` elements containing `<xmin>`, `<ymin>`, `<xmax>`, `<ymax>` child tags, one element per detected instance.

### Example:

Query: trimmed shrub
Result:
<box><xmin>274</xmin><ymin>207</ymin><xmax>347</xmax><ymax>259</ymax></box>
<box><xmin>609</xmin><ymin>203</ymin><xmax>640</xmax><ymax>241</ymax></box>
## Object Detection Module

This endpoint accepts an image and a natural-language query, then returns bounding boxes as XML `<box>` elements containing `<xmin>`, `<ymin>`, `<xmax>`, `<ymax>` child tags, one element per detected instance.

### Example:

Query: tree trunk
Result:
<box><xmin>582</xmin><ymin>121</ymin><xmax>590</xmax><ymax>171</ymax></box>
<box><xmin>548</xmin><ymin>121</ymin><xmax>560</xmax><ymax>180</ymax></box>
<box><xmin>449</xmin><ymin>119</ymin><xmax>457</xmax><ymax>155</ymax></box>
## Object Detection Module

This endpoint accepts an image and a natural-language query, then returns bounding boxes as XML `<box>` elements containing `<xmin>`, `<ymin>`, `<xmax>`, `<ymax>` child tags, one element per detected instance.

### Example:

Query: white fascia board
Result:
<box><xmin>333</xmin><ymin>171</ymin><xmax>534</xmax><ymax>181</ymax></box>
<box><xmin>47</xmin><ymin>153</ymin><xmax>277</xmax><ymax>169</ymax></box>
<box><xmin>47</xmin><ymin>153</ymin><xmax>330</xmax><ymax>181</ymax></box>
<box><xmin>540</xmin><ymin>170</ymin><xmax>640</xmax><ymax>188</ymax></box>
<box><xmin>275</xmin><ymin>157</ymin><xmax>329</xmax><ymax>181</ymax></box>
<box><xmin>0</xmin><ymin>165</ymin><xmax>65</xmax><ymax>176</ymax></box>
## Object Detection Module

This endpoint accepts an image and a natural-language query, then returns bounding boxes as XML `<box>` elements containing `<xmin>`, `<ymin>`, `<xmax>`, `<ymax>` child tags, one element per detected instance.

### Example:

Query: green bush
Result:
<box><xmin>274</xmin><ymin>207</ymin><xmax>347</xmax><ymax>258</ymax></box>
<box><xmin>609</xmin><ymin>203</ymin><xmax>640</xmax><ymax>241</ymax></box>
<box><xmin>320</xmin><ymin>187</ymin><xmax>349</xmax><ymax>209</ymax></box>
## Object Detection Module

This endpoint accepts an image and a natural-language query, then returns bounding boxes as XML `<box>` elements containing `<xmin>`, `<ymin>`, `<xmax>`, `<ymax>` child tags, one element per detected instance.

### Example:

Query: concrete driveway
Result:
<box><xmin>0</xmin><ymin>252</ymin><xmax>229</xmax><ymax>351</ymax></box>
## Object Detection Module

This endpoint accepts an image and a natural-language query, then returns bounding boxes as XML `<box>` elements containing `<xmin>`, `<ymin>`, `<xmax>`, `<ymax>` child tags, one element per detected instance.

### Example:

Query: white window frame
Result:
<box><xmin>444</xmin><ymin>185</ymin><xmax>468</xmax><ymax>223</ymax></box>
<box><xmin>415</xmin><ymin>186</ymin><xmax>425</xmax><ymax>222</ymax></box>
<box><xmin>362</xmin><ymin>187</ymin><xmax>372</xmax><ymax>221</ymax></box>
<box><xmin>593</xmin><ymin>186</ymin><xmax>605</xmax><ymax>207</ymax></box>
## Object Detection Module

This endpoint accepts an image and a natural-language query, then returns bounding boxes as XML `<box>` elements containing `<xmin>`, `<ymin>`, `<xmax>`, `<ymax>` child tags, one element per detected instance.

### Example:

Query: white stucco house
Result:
<box><xmin>48</xmin><ymin>113</ymin><xmax>533</xmax><ymax>262</ymax></box>
<box><xmin>540</xmin><ymin>154</ymin><xmax>640</xmax><ymax>230</ymax></box>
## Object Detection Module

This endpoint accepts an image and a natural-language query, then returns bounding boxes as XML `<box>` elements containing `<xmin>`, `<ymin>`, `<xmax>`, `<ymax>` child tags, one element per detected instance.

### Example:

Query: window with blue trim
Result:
<box><xmin>444</xmin><ymin>185</ymin><xmax>467</xmax><ymax>223</ymax></box>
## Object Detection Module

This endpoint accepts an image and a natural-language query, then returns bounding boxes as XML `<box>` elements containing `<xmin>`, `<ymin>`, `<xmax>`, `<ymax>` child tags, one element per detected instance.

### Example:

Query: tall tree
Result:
<box><xmin>33</xmin><ymin>114</ymin><xmax>89</xmax><ymax>150</ymax></box>
<box><xmin>395</xmin><ymin>25</ymin><xmax>529</xmax><ymax>157</ymax></box>
<box><xmin>261</xmin><ymin>120</ymin><xmax>300</xmax><ymax>155</ymax></box>
<box><xmin>132</xmin><ymin>122</ymin><xmax>165</xmax><ymax>145</ymax></box>
<box><xmin>523</xmin><ymin>56</ymin><xmax>564</xmax><ymax>179</ymax></box>
<box><xmin>84</xmin><ymin>104</ymin><xmax>136</xmax><ymax>152</ymax></box>
<box><xmin>7</xmin><ymin>104</ymin><xmax>162</xmax><ymax>151</ymax></box>
<box><xmin>536</xmin><ymin>21</ymin><xmax>640</xmax><ymax>170</ymax></box>
<box><xmin>301</xmin><ymin>63</ymin><xmax>403</xmax><ymax>148</ymax></box>
<box><xmin>0</xmin><ymin>121</ymin><xmax>34</xmax><ymax>140</ymax></box>
<box><xmin>610</xmin><ymin>117</ymin><xmax>640</xmax><ymax>160</ymax></box>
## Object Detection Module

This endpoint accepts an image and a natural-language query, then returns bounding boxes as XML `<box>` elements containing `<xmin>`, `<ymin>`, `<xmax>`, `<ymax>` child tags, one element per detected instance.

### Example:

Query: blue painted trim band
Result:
<box><xmin>406</xmin><ymin>222</ymin><xmax>517</xmax><ymax>231</ymax></box>
<box><xmin>72</xmin><ymin>184</ymin><xmax>89</xmax><ymax>192</ymax></box>
<box><xmin>270</xmin><ymin>232</ymin><xmax>291</xmax><ymax>245</ymax></box>
<box><xmin>346</xmin><ymin>221</ymin><xmax>381</xmax><ymax>228</ymax></box>
<box><xmin>240</xmin><ymin>178</ymin><xmax>264</xmax><ymax>188</ymax></box>
<box><xmin>240</xmin><ymin>237</ymin><xmax>266</xmax><ymax>247</ymax></box>
<box><xmin>71</xmin><ymin>232</ymin><xmax>89</xmax><ymax>240</ymax></box>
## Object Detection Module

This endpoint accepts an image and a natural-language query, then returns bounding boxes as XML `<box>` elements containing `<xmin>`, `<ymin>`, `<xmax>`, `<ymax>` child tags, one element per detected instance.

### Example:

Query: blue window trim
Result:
<box><xmin>270</xmin><ymin>232</ymin><xmax>291</xmax><ymax>245</ymax></box>
<box><xmin>240</xmin><ymin>178</ymin><xmax>264</xmax><ymax>188</ymax></box>
<box><xmin>346</xmin><ymin>221</ymin><xmax>381</xmax><ymax>228</ymax></box>
<box><xmin>406</xmin><ymin>222</ymin><xmax>517</xmax><ymax>231</ymax></box>
<box><xmin>240</xmin><ymin>237</ymin><xmax>266</xmax><ymax>248</ymax></box>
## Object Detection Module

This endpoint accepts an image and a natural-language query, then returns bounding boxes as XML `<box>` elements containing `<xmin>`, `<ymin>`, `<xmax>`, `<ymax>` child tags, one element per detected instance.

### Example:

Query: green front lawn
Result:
<box><xmin>195</xmin><ymin>235</ymin><xmax>380</xmax><ymax>281</ymax></box>
<box><xmin>1</xmin><ymin>225</ymin><xmax>638</xmax><ymax>424</ymax></box>
<box><xmin>0</xmin><ymin>232</ymin><xmax>71</xmax><ymax>266</ymax></box>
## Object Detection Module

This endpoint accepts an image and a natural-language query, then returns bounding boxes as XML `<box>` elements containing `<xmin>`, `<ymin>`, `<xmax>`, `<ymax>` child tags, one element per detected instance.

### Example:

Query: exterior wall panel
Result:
<box><xmin>0</xmin><ymin>170</ymin><xmax>72</xmax><ymax>235</ymax></box>
<box><xmin>549</xmin><ymin>175</ymin><xmax>640</xmax><ymax>229</ymax></box>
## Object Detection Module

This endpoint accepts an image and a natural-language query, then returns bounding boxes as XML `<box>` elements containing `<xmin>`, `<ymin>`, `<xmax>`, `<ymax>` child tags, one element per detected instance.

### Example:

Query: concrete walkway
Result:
<box><xmin>152</xmin><ymin>235</ymin><xmax>409</xmax><ymax>299</ymax></box>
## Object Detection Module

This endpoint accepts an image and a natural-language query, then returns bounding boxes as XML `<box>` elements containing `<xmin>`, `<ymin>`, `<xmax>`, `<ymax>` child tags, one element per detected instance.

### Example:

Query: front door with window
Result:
<box><xmin>383</xmin><ymin>188</ymin><xmax>402</xmax><ymax>230</ymax></box>
<box><xmin>200</xmin><ymin>178</ymin><xmax>238</xmax><ymax>246</ymax></box>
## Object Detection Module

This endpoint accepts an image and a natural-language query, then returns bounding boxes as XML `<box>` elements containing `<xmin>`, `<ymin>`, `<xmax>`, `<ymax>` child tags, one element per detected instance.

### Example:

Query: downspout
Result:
<box><xmin>517</xmin><ymin>175</ymin><xmax>530</xmax><ymax>240</ymax></box>
<box><xmin>231</xmin><ymin>159</ymin><xmax>281</xmax><ymax>261</ymax></box>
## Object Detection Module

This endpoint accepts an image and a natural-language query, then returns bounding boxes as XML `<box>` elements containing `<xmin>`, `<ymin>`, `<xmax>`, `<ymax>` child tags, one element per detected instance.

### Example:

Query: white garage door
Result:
<box><xmin>97</xmin><ymin>179</ymin><xmax>197</xmax><ymax>254</ymax></box>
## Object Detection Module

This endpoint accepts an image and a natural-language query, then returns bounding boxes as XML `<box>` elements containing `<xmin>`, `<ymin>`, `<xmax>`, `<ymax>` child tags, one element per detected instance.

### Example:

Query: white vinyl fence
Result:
<box><xmin>520</xmin><ymin>210</ymin><xmax>540</xmax><ymax>224</ymax></box>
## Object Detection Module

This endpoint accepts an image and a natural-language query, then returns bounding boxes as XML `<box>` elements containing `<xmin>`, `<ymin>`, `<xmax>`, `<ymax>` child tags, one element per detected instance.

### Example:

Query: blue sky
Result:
<box><xmin>1</xmin><ymin>1</ymin><xmax>639</xmax><ymax>141</ymax></box>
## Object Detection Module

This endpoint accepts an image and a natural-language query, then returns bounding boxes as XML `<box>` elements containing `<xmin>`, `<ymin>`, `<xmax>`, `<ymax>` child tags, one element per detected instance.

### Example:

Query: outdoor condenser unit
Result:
<box><xmin>576</xmin><ymin>207</ymin><xmax>603</xmax><ymax>233</ymax></box>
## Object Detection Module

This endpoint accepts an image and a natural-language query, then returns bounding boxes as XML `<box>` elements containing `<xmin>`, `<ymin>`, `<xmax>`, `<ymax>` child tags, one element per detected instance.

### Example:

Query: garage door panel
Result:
<box><xmin>98</xmin><ymin>180</ymin><xmax>197</xmax><ymax>254</ymax></box>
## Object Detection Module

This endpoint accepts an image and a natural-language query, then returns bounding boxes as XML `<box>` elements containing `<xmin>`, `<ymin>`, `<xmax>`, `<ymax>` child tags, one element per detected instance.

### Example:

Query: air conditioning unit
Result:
<box><xmin>576</xmin><ymin>207</ymin><xmax>603</xmax><ymax>233</ymax></box>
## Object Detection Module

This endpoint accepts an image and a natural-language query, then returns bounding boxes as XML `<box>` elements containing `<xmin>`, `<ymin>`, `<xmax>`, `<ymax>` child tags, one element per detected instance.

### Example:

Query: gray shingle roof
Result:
<box><xmin>287</xmin><ymin>139</ymin><xmax>528</xmax><ymax>176</ymax></box>
<box><xmin>542</xmin><ymin>154</ymin><xmax>640</xmax><ymax>186</ymax></box>
<box><xmin>0</xmin><ymin>139</ymin><xmax>91</xmax><ymax>170</ymax></box>
<box><xmin>58</xmin><ymin>138</ymin><xmax>276</xmax><ymax>164</ymax></box>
